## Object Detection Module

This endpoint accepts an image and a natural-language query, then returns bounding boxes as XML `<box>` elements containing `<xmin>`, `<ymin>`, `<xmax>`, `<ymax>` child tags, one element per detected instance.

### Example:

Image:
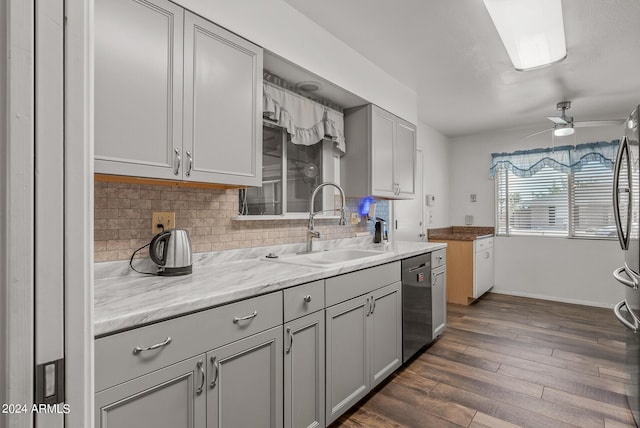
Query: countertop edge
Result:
<box><xmin>94</xmin><ymin>241</ymin><xmax>447</xmax><ymax>337</ymax></box>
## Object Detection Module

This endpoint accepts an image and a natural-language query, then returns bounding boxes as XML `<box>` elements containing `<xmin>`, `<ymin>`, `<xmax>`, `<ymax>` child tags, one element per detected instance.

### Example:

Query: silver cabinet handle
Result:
<box><xmin>614</xmin><ymin>300</ymin><xmax>639</xmax><ymax>333</ymax></box>
<box><xmin>132</xmin><ymin>336</ymin><xmax>172</xmax><ymax>355</ymax></box>
<box><xmin>371</xmin><ymin>297</ymin><xmax>376</xmax><ymax>314</ymax></box>
<box><xmin>173</xmin><ymin>148</ymin><xmax>181</xmax><ymax>176</ymax></box>
<box><xmin>613</xmin><ymin>266</ymin><xmax>638</xmax><ymax>290</ymax></box>
<box><xmin>186</xmin><ymin>150</ymin><xmax>193</xmax><ymax>177</ymax></box>
<box><xmin>233</xmin><ymin>310</ymin><xmax>258</xmax><ymax>323</ymax></box>
<box><xmin>303</xmin><ymin>295</ymin><xmax>312</xmax><ymax>303</ymax></box>
<box><xmin>365</xmin><ymin>296</ymin><xmax>371</xmax><ymax>316</ymax></box>
<box><xmin>285</xmin><ymin>327</ymin><xmax>294</xmax><ymax>354</ymax></box>
<box><xmin>196</xmin><ymin>360</ymin><xmax>205</xmax><ymax>395</ymax></box>
<box><xmin>209</xmin><ymin>356</ymin><xmax>219</xmax><ymax>389</ymax></box>
<box><xmin>484</xmin><ymin>251</ymin><xmax>490</xmax><ymax>259</ymax></box>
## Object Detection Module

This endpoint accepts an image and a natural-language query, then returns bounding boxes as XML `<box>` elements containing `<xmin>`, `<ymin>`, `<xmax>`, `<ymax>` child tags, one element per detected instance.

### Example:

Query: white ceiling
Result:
<box><xmin>283</xmin><ymin>0</ymin><xmax>640</xmax><ymax>138</ymax></box>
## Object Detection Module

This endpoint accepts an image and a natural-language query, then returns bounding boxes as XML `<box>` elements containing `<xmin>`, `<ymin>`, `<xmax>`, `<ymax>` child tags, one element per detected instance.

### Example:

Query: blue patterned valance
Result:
<box><xmin>490</xmin><ymin>140</ymin><xmax>619</xmax><ymax>178</ymax></box>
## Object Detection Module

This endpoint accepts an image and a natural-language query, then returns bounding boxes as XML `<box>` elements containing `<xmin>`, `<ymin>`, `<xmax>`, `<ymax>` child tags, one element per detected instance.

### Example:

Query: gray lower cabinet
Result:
<box><xmin>369</xmin><ymin>281</ymin><xmax>402</xmax><ymax>389</ymax></box>
<box><xmin>206</xmin><ymin>326</ymin><xmax>283</xmax><ymax>428</ymax></box>
<box><xmin>432</xmin><ymin>266</ymin><xmax>447</xmax><ymax>338</ymax></box>
<box><xmin>95</xmin><ymin>354</ymin><xmax>206</xmax><ymax>428</ymax></box>
<box><xmin>325</xmin><ymin>279</ymin><xmax>402</xmax><ymax>425</ymax></box>
<box><xmin>325</xmin><ymin>295</ymin><xmax>370</xmax><ymax>425</ymax></box>
<box><xmin>284</xmin><ymin>311</ymin><xmax>325</xmax><ymax>428</ymax></box>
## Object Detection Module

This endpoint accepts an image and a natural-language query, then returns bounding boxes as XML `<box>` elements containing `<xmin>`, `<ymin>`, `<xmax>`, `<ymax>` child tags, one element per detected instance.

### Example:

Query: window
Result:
<box><xmin>496</xmin><ymin>160</ymin><xmax>617</xmax><ymax>238</ymax></box>
<box><xmin>239</xmin><ymin>123</ymin><xmax>336</xmax><ymax>216</ymax></box>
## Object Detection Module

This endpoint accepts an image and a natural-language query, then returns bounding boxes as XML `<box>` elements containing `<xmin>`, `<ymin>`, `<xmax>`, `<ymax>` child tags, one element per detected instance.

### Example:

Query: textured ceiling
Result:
<box><xmin>283</xmin><ymin>0</ymin><xmax>640</xmax><ymax>137</ymax></box>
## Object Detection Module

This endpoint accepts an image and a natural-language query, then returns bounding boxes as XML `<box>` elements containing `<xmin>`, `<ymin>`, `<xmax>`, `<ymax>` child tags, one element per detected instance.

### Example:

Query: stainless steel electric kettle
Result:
<box><xmin>149</xmin><ymin>229</ymin><xmax>193</xmax><ymax>276</ymax></box>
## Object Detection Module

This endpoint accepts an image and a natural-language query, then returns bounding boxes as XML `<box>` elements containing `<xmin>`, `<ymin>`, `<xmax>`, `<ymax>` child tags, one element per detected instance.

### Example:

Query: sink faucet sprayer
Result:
<box><xmin>306</xmin><ymin>182</ymin><xmax>347</xmax><ymax>253</ymax></box>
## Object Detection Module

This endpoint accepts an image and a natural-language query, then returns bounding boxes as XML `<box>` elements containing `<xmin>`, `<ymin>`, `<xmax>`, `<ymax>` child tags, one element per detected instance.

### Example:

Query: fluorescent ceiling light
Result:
<box><xmin>483</xmin><ymin>0</ymin><xmax>567</xmax><ymax>71</ymax></box>
<box><xmin>554</xmin><ymin>126</ymin><xmax>574</xmax><ymax>137</ymax></box>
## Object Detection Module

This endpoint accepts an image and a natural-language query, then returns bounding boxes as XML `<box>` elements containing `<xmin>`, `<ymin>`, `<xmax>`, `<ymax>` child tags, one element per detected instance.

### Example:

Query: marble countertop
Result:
<box><xmin>94</xmin><ymin>238</ymin><xmax>446</xmax><ymax>337</ymax></box>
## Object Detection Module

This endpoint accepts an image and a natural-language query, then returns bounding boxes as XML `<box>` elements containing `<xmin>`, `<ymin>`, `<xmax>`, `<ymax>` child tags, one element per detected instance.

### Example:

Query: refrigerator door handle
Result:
<box><xmin>614</xmin><ymin>300</ymin><xmax>639</xmax><ymax>333</ymax></box>
<box><xmin>613</xmin><ymin>266</ymin><xmax>639</xmax><ymax>290</ymax></box>
<box><xmin>613</xmin><ymin>136</ymin><xmax>631</xmax><ymax>250</ymax></box>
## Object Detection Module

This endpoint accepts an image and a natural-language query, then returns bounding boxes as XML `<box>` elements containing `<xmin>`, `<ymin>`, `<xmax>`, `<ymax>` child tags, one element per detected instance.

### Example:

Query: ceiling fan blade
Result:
<box><xmin>547</xmin><ymin>116</ymin><xmax>569</xmax><ymax>125</ymax></box>
<box><xmin>574</xmin><ymin>119</ymin><xmax>625</xmax><ymax>128</ymax></box>
<box><xmin>521</xmin><ymin>128</ymin><xmax>553</xmax><ymax>139</ymax></box>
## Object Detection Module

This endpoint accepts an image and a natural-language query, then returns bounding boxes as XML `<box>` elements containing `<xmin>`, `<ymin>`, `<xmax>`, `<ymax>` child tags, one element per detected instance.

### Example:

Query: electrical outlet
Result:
<box><xmin>152</xmin><ymin>211</ymin><xmax>175</xmax><ymax>234</ymax></box>
<box><xmin>350</xmin><ymin>212</ymin><xmax>360</xmax><ymax>224</ymax></box>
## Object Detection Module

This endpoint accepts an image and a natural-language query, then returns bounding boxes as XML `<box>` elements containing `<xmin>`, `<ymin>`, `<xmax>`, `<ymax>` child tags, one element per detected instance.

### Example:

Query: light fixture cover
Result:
<box><xmin>554</xmin><ymin>126</ymin><xmax>575</xmax><ymax>137</ymax></box>
<box><xmin>483</xmin><ymin>0</ymin><xmax>567</xmax><ymax>71</ymax></box>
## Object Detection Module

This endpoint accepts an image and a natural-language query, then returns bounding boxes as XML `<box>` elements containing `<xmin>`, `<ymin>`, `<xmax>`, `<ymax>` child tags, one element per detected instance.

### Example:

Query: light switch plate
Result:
<box><xmin>152</xmin><ymin>211</ymin><xmax>175</xmax><ymax>234</ymax></box>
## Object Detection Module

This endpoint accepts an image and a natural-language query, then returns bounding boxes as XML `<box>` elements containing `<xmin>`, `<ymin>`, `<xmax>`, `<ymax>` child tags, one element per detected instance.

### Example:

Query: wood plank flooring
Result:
<box><xmin>331</xmin><ymin>293</ymin><xmax>636</xmax><ymax>428</ymax></box>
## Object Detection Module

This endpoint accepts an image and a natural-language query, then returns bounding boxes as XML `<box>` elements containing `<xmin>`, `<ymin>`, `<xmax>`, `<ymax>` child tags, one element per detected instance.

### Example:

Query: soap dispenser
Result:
<box><xmin>374</xmin><ymin>218</ymin><xmax>388</xmax><ymax>243</ymax></box>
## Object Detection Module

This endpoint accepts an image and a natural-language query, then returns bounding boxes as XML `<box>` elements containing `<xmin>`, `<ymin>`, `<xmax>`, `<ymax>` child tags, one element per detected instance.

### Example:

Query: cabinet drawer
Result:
<box><xmin>431</xmin><ymin>249</ymin><xmax>446</xmax><ymax>268</ymax></box>
<box><xmin>95</xmin><ymin>291</ymin><xmax>282</xmax><ymax>392</ymax></box>
<box><xmin>284</xmin><ymin>280</ymin><xmax>325</xmax><ymax>322</ymax></box>
<box><xmin>475</xmin><ymin>237</ymin><xmax>494</xmax><ymax>252</ymax></box>
<box><xmin>325</xmin><ymin>262</ymin><xmax>400</xmax><ymax>307</ymax></box>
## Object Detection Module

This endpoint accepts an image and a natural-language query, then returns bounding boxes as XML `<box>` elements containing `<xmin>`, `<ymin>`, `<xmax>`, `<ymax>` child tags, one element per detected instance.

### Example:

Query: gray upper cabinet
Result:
<box><xmin>206</xmin><ymin>326</ymin><xmax>283</xmax><ymax>428</ymax></box>
<box><xmin>95</xmin><ymin>0</ymin><xmax>184</xmax><ymax>180</ymax></box>
<box><xmin>95</xmin><ymin>354</ymin><xmax>206</xmax><ymax>428</ymax></box>
<box><xmin>183</xmin><ymin>12</ymin><xmax>262</xmax><ymax>186</ymax></box>
<box><xmin>284</xmin><ymin>310</ymin><xmax>325</xmax><ymax>428</ymax></box>
<box><xmin>95</xmin><ymin>0</ymin><xmax>263</xmax><ymax>186</ymax></box>
<box><xmin>342</xmin><ymin>104</ymin><xmax>416</xmax><ymax>199</ymax></box>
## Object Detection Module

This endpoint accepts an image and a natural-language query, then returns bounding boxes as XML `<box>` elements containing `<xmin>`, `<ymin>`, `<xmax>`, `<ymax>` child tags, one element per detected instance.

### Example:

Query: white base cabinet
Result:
<box><xmin>473</xmin><ymin>237</ymin><xmax>494</xmax><ymax>298</ymax></box>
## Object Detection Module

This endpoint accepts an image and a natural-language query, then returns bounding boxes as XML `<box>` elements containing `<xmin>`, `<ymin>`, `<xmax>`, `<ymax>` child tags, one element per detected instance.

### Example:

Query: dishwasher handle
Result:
<box><xmin>408</xmin><ymin>263</ymin><xmax>428</xmax><ymax>273</ymax></box>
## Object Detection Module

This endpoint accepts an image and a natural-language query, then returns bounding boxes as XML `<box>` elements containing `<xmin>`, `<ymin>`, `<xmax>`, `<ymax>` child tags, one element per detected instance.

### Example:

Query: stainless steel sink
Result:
<box><xmin>264</xmin><ymin>249</ymin><xmax>387</xmax><ymax>268</ymax></box>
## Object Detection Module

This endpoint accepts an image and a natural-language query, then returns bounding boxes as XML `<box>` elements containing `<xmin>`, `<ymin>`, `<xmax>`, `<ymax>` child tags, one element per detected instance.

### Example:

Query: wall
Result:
<box><xmin>450</xmin><ymin>125</ymin><xmax>625</xmax><ymax>306</ymax></box>
<box><xmin>179</xmin><ymin>0</ymin><xmax>417</xmax><ymax>123</ymax></box>
<box><xmin>420</xmin><ymin>120</ymin><xmax>450</xmax><ymax>228</ymax></box>
<box><xmin>94</xmin><ymin>181</ymin><xmax>369</xmax><ymax>262</ymax></box>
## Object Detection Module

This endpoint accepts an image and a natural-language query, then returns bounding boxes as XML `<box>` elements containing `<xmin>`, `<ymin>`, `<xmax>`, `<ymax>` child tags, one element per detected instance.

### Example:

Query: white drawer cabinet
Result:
<box><xmin>474</xmin><ymin>238</ymin><xmax>494</xmax><ymax>298</ymax></box>
<box><xmin>95</xmin><ymin>0</ymin><xmax>262</xmax><ymax>186</ymax></box>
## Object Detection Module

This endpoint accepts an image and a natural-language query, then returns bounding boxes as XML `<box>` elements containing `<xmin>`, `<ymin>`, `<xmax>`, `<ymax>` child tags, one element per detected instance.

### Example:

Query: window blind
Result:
<box><xmin>571</xmin><ymin>161</ymin><xmax>615</xmax><ymax>238</ymax></box>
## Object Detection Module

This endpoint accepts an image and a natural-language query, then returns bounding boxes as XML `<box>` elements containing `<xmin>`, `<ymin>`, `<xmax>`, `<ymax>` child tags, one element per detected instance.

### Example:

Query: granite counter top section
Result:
<box><xmin>428</xmin><ymin>226</ymin><xmax>495</xmax><ymax>241</ymax></box>
<box><xmin>94</xmin><ymin>237</ymin><xmax>446</xmax><ymax>337</ymax></box>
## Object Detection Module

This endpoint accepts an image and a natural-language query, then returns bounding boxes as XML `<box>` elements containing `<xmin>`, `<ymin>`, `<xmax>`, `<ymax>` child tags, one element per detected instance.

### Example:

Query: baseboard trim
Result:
<box><xmin>490</xmin><ymin>288</ymin><xmax>616</xmax><ymax>309</ymax></box>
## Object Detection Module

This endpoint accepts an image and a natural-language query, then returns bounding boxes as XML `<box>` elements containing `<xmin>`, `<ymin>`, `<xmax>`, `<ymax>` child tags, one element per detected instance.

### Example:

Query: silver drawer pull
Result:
<box><xmin>196</xmin><ymin>360</ymin><xmax>205</xmax><ymax>395</ymax></box>
<box><xmin>233</xmin><ymin>310</ymin><xmax>258</xmax><ymax>323</ymax></box>
<box><xmin>303</xmin><ymin>295</ymin><xmax>312</xmax><ymax>303</ymax></box>
<box><xmin>209</xmin><ymin>356</ymin><xmax>219</xmax><ymax>389</ymax></box>
<box><xmin>132</xmin><ymin>336</ymin><xmax>172</xmax><ymax>355</ymax></box>
<box><xmin>285</xmin><ymin>327</ymin><xmax>294</xmax><ymax>354</ymax></box>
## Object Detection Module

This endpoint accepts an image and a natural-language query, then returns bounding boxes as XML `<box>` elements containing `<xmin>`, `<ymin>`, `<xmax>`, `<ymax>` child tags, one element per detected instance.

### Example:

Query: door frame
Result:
<box><xmin>1</xmin><ymin>0</ymin><xmax>94</xmax><ymax>427</ymax></box>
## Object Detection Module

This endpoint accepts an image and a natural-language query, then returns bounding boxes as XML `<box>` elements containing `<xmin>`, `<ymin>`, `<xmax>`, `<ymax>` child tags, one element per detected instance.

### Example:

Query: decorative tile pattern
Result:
<box><xmin>94</xmin><ymin>181</ymin><xmax>370</xmax><ymax>262</ymax></box>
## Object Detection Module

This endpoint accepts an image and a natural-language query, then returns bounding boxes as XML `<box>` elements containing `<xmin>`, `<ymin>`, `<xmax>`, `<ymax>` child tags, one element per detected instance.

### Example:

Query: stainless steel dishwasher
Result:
<box><xmin>402</xmin><ymin>252</ymin><xmax>444</xmax><ymax>363</ymax></box>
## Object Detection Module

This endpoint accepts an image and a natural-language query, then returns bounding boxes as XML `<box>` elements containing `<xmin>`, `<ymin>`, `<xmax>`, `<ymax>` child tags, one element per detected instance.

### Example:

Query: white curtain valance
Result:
<box><xmin>263</xmin><ymin>82</ymin><xmax>346</xmax><ymax>154</ymax></box>
<box><xmin>490</xmin><ymin>140</ymin><xmax>620</xmax><ymax>178</ymax></box>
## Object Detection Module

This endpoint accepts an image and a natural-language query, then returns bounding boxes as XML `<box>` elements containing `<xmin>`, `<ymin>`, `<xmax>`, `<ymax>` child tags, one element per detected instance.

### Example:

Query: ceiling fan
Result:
<box><xmin>523</xmin><ymin>101</ymin><xmax>625</xmax><ymax>139</ymax></box>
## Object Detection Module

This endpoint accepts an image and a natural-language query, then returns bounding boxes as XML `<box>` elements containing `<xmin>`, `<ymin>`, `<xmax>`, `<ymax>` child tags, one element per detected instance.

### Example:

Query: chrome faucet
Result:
<box><xmin>306</xmin><ymin>182</ymin><xmax>347</xmax><ymax>253</ymax></box>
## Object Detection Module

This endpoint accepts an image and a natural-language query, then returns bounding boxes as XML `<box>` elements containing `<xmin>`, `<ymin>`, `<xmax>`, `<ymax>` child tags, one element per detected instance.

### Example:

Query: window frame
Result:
<box><xmin>495</xmin><ymin>165</ymin><xmax>616</xmax><ymax>240</ymax></box>
<box><xmin>238</xmin><ymin>121</ymin><xmax>341</xmax><ymax>219</ymax></box>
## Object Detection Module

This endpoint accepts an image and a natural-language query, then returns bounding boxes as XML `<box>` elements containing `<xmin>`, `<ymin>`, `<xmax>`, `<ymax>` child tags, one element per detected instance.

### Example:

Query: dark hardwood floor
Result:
<box><xmin>331</xmin><ymin>293</ymin><xmax>637</xmax><ymax>428</ymax></box>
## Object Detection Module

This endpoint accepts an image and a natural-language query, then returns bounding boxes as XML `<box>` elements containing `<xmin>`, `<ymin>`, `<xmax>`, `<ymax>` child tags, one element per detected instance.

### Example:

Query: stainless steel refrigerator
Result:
<box><xmin>613</xmin><ymin>105</ymin><xmax>640</xmax><ymax>427</ymax></box>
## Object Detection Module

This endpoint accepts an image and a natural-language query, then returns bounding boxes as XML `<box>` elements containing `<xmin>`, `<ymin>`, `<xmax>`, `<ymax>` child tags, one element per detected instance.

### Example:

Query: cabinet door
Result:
<box><xmin>95</xmin><ymin>354</ymin><xmax>206</xmax><ymax>428</ymax></box>
<box><xmin>207</xmin><ymin>326</ymin><xmax>283</xmax><ymax>428</ymax></box>
<box><xmin>325</xmin><ymin>295</ymin><xmax>370</xmax><ymax>425</ymax></box>
<box><xmin>371</xmin><ymin>106</ymin><xmax>397</xmax><ymax>198</ymax></box>
<box><xmin>369</xmin><ymin>281</ymin><xmax>402</xmax><ymax>389</ymax></box>
<box><xmin>284</xmin><ymin>311</ymin><xmax>325</xmax><ymax>428</ymax></box>
<box><xmin>183</xmin><ymin>11</ymin><xmax>263</xmax><ymax>186</ymax></box>
<box><xmin>395</xmin><ymin>119</ymin><xmax>416</xmax><ymax>198</ymax></box>
<box><xmin>432</xmin><ymin>266</ymin><xmax>447</xmax><ymax>338</ymax></box>
<box><xmin>95</xmin><ymin>0</ymin><xmax>183</xmax><ymax>180</ymax></box>
<box><xmin>474</xmin><ymin>246</ymin><xmax>494</xmax><ymax>298</ymax></box>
